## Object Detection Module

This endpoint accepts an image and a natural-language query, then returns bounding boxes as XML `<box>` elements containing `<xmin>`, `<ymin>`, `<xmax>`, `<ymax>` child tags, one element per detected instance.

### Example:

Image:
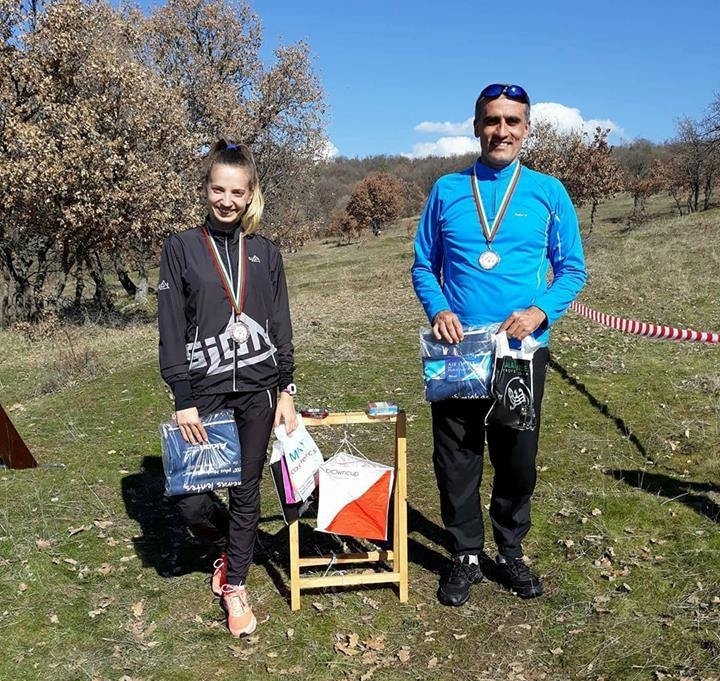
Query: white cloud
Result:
<box><xmin>404</xmin><ymin>136</ymin><xmax>480</xmax><ymax>159</ymax></box>
<box><xmin>406</xmin><ymin>102</ymin><xmax>624</xmax><ymax>157</ymax></box>
<box><xmin>414</xmin><ymin>117</ymin><xmax>473</xmax><ymax>136</ymax></box>
<box><xmin>318</xmin><ymin>139</ymin><xmax>340</xmax><ymax>160</ymax></box>
<box><xmin>531</xmin><ymin>102</ymin><xmax>624</xmax><ymax>139</ymax></box>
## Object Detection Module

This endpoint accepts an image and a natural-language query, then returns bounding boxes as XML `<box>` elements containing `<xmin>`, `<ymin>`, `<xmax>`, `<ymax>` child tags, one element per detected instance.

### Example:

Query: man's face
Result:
<box><xmin>474</xmin><ymin>96</ymin><xmax>530</xmax><ymax>169</ymax></box>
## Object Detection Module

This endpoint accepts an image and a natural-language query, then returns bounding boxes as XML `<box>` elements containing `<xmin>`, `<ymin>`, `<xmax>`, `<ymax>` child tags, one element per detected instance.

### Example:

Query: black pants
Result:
<box><xmin>431</xmin><ymin>347</ymin><xmax>548</xmax><ymax>559</ymax></box>
<box><xmin>173</xmin><ymin>389</ymin><xmax>275</xmax><ymax>585</ymax></box>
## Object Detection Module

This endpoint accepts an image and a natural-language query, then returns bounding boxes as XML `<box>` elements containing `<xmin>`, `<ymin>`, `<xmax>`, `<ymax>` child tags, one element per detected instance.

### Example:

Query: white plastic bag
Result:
<box><xmin>273</xmin><ymin>415</ymin><xmax>324</xmax><ymax>502</ymax></box>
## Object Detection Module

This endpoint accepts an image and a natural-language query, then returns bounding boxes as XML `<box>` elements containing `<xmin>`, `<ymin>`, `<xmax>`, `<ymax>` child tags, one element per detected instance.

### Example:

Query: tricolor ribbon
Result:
<box><xmin>202</xmin><ymin>227</ymin><xmax>246</xmax><ymax>316</ymax></box>
<box><xmin>471</xmin><ymin>161</ymin><xmax>522</xmax><ymax>248</ymax></box>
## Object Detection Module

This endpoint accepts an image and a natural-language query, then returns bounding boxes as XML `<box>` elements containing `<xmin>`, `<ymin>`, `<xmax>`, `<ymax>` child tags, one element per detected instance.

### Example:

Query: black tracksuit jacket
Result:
<box><xmin>158</xmin><ymin>220</ymin><xmax>294</xmax><ymax>410</ymax></box>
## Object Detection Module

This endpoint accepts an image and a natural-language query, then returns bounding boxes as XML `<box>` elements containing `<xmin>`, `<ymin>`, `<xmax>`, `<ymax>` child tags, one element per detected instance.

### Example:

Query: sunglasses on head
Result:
<box><xmin>480</xmin><ymin>83</ymin><xmax>530</xmax><ymax>105</ymax></box>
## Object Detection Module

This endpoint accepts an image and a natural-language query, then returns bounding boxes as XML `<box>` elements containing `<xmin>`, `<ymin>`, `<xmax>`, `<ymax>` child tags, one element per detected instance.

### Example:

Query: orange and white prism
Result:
<box><xmin>316</xmin><ymin>451</ymin><xmax>394</xmax><ymax>542</ymax></box>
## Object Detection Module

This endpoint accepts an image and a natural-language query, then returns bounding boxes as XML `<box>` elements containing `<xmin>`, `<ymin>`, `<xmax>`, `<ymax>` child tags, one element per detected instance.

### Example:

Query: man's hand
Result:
<box><xmin>432</xmin><ymin>310</ymin><xmax>464</xmax><ymax>343</ymax></box>
<box><xmin>499</xmin><ymin>306</ymin><xmax>546</xmax><ymax>340</ymax></box>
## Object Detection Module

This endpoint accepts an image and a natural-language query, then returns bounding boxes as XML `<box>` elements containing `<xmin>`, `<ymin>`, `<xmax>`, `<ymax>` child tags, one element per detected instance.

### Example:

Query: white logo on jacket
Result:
<box><xmin>185</xmin><ymin>313</ymin><xmax>276</xmax><ymax>375</ymax></box>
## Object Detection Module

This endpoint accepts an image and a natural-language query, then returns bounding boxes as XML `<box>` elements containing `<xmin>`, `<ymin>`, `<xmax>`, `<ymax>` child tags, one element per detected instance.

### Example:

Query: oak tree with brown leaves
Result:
<box><xmin>0</xmin><ymin>0</ymin><xmax>328</xmax><ymax>325</ymax></box>
<box><xmin>522</xmin><ymin>123</ymin><xmax>624</xmax><ymax>235</ymax></box>
<box><xmin>143</xmin><ymin>0</ymin><xmax>328</xmax><ymax>244</ymax></box>
<box><xmin>0</xmin><ymin>0</ymin><xmax>197</xmax><ymax>323</ymax></box>
<box><xmin>342</xmin><ymin>172</ymin><xmax>407</xmax><ymax>238</ymax></box>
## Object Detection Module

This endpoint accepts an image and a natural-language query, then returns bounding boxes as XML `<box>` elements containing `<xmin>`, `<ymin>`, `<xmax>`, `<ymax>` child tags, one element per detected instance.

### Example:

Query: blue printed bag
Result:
<box><xmin>420</xmin><ymin>324</ymin><xmax>500</xmax><ymax>401</ymax></box>
<box><xmin>159</xmin><ymin>410</ymin><xmax>242</xmax><ymax>496</ymax></box>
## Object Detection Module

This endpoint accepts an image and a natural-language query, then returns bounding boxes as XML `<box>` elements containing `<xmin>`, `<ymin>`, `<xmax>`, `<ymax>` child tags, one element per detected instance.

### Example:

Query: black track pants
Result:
<box><xmin>430</xmin><ymin>347</ymin><xmax>548</xmax><ymax>558</ymax></box>
<box><xmin>173</xmin><ymin>389</ymin><xmax>275</xmax><ymax>584</ymax></box>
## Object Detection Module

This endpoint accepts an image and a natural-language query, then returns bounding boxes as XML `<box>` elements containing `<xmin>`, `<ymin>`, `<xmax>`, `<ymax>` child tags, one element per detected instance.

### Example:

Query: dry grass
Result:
<box><xmin>1</xmin><ymin>196</ymin><xmax>719</xmax><ymax>681</ymax></box>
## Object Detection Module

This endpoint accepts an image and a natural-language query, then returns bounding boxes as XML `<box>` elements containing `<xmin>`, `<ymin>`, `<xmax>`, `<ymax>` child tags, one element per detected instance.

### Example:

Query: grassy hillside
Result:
<box><xmin>1</xmin><ymin>195</ymin><xmax>718</xmax><ymax>681</ymax></box>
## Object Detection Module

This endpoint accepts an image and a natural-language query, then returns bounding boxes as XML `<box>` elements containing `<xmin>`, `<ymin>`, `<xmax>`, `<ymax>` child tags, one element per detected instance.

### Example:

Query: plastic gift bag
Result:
<box><xmin>274</xmin><ymin>415</ymin><xmax>324</xmax><ymax>502</ymax></box>
<box><xmin>485</xmin><ymin>331</ymin><xmax>540</xmax><ymax>431</ymax></box>
<box><xmin>420</xmin><ymin>324</ymin><xmax>500</xmax><ymax>401</ymax></box>
<box><xmin>159</xmin><ymin>410</ymin><xmax>242</xmax><ymax>496</ymax></box>
<box><xmin>316</xmin><ymin>445</ymin><xmax>394</xmax><ymax>542</ymax></box>
<box><xmin>268</xmin><ymin>440</ymin><xmax>314</xmax><ymax>524</ymax></box>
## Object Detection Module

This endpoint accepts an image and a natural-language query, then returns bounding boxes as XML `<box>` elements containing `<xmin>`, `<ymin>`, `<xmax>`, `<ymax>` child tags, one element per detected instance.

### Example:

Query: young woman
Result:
<box><xmin>158</xmin><ymin>140</ymin><xmax>297</xmax><ymax>637</ymax></box>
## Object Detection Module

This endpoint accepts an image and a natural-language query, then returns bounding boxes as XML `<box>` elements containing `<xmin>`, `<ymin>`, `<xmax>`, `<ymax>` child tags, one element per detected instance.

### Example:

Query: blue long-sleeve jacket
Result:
<box><xmin>411</xmin><ymin>159</ymin><xmax>587</xmax><ymax>346</ymax></box>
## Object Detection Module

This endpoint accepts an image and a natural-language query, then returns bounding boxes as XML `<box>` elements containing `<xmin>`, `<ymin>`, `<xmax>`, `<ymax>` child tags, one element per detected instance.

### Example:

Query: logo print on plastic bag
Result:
<box><xmin>505</xmin><ymin>378</ymin><xmax>531</xmax><ymax>411</ymax></box>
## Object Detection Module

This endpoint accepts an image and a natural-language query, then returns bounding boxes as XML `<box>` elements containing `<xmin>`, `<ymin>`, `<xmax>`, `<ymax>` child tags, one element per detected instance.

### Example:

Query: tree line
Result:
<box><xmin>320</xmin><ymin>100</ymin><xmax>720</xmax><ymax>243</ymax></box>
<box><xmin>1</xmin><ymin>0</ymin><xmax>718</xmax><ymax>326</ymax></box>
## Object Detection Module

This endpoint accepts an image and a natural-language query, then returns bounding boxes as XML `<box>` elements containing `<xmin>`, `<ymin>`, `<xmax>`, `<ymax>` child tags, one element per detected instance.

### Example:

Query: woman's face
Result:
<box><xmin>204</xmin><ymin>163</ymin><xmax>254</xmax><ymax>229</ymax></box>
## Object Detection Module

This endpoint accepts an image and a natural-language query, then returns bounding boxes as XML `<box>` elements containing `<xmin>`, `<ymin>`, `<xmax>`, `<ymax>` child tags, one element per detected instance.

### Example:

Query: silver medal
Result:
<box><xmin>478</xmin><ymin>249</ymin><xmax>500</xmax><ymax>270</ymax></box>
<box><xmin>228</xmin><ymin>321</ymin><xmax>250</xmax><ymax>344</ymax></box>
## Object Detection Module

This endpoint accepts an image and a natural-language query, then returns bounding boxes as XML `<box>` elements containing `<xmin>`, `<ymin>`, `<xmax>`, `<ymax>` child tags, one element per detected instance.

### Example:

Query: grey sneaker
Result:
<box><xmin>437</xmin><ymin>554</ymin><xmax>485</xmax><ymax>606</ymax></box>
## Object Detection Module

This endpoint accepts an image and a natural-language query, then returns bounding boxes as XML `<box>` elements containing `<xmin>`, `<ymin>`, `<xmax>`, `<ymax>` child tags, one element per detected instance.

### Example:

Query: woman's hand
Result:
<box><xmin>174</xmin><ymin>407</ymin><xmax>208</xmax><ymax>444</ymax></box>
<box><xmin>274</xmin><ymin>392</ymin><xmax>298</xmax><ymax>434</ymax></box>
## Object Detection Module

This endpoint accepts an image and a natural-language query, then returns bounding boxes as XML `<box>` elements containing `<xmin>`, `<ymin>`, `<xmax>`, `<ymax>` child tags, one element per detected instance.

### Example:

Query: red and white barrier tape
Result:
<box><xmin>569</xmin><ymin>301</ymin><xmax>720</xmax><ymax>344</ymax></box>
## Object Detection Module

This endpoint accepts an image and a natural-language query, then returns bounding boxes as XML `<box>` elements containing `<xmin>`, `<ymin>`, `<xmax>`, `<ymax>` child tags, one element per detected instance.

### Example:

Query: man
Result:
<box><xmin>411</xmin><ymin>83</ymin><xmax>587</xmax><ymax>606</ymax></box>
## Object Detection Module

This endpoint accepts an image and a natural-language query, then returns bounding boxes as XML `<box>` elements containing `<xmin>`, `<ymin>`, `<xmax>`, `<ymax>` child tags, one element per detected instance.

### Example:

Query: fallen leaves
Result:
<box><xmin>67</xmin><ymin>525</ymin><xmax>90</xmax><ymax>536</ymax></box>
<box><xmin>333</xmin><ymin>632</ymin><xmax>407</xmax><ymax>673</ymax></box>
<box><xmin>93</xmin><ymin>519</ymin><xmax>114</xmax><ymax>529</ymax></box>
<box><xmin>88</xmin><ymin>595</ymin><xmax>114</xmax><ymax>618</ymax></box>
<box><xmin>334</xmin><ymin>632</ymin><xmax>362</xmax><ymax>656</ymax></box>
<box><xmin>131</xmin><ymin>600</ymin><xmax>145</xmax><ymax>618</ymax></box>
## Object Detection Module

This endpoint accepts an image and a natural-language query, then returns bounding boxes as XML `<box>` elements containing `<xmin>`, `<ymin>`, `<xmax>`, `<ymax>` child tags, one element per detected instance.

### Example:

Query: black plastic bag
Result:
<box><xmin>485</xmin><ymin>332</ymin><xmax>539</xmax><ymax>431</ymax></box>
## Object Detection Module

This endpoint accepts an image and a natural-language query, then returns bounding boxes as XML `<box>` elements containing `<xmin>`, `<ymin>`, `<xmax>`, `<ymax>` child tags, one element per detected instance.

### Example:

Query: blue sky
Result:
<box><xmin>252</xmin><ymin>0</ymin><xmax>720</xmax><ymax>159</ymax></box>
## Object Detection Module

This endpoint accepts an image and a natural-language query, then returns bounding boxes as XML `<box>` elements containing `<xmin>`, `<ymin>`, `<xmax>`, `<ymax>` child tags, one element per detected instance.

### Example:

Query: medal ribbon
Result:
<box><xmin>202</xmin><ymin>227</ymin><xmax>246</xmax><ymax>316</ymax></box>
<box><xmin>471</xmin><ymin>161</ymin><xmax>522</xmax><ymax>248</ymax></box>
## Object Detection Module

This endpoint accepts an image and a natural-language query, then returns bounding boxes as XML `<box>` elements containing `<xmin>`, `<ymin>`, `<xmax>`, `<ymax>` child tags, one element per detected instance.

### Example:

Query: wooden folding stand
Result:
<box><xmin>287</xmin><ymin>410</ymin><xmax>408</xmax><ymax>611</ymax></box>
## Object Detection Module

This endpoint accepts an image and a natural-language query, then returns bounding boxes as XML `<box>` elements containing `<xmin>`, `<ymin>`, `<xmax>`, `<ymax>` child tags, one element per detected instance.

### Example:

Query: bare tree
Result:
<box><xmin>666</xmin><ymin>101</ymin><xmax>719</xmax><ymax>215</ymax></box>
<box><xmin>614</xmin><ymin>139</ymin><xmax>668</xmax><ymax>220</ymax></box>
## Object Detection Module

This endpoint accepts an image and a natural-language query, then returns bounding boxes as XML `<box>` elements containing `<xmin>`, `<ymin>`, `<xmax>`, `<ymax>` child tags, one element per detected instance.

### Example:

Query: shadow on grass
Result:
<box><xmin>121</xmin><ymin>455</ymin><xmax>210</xmax><ymax>577</ymax></box>
<box><xmin>252</xmin><ymin>503</ymin><xmax>454</xmax><ymax>605</ymax></box>
<box><xmin>119</xmin><ymin>459</ymin><xmax>467</xmax><ymax>599</ymax></box>
<box><xmin>407</xmin><ymin>504</ymin><xmax>449</xmax><ymax>574</ymax></box>
<box><xmin>606</xmin><ymin>468</ymin><xmax>720</xmax><ymax>523</ymax></box>
<box><xmin>549</xmin><ymin>357</ymin><xmax>651</xmax><ymax>461</ymax></box>
<box><xmin>255</xmin><ymin>512</ymin><xmax>399</xmax><ymax>605</ymax></box>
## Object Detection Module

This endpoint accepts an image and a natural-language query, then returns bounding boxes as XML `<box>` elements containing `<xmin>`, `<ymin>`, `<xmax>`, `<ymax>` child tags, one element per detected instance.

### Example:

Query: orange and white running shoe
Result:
<box><xmin>221</xmin><ymin>584</ymin><xmax>257</xmax><ymax>637</ymax></box>
<box><xmin>211</xmin><ymin>551</ymin><xmax>227</xmax><ymax>597</ymax></box>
